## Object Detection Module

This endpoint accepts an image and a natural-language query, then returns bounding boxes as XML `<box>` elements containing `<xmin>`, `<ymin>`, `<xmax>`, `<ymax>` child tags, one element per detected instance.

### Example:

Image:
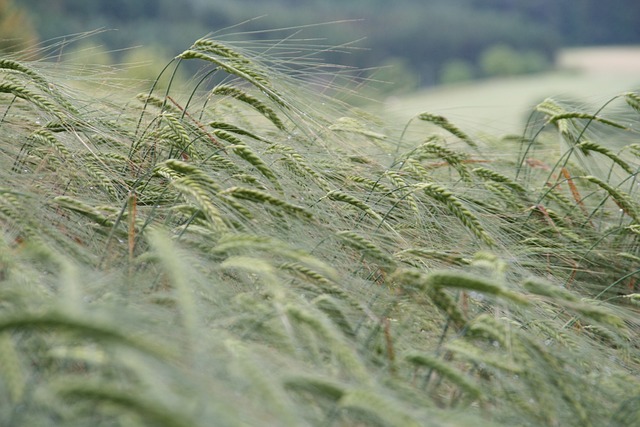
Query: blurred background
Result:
<box><xmin>3</xmin><ymin>0</ymin><xmax>640</xmax><ymax>131</ymax></box>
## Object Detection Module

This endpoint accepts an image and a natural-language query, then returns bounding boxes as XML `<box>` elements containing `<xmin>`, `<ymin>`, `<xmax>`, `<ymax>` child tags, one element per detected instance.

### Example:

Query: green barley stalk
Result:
<box><xmin>384</xmin><ymin>170</ymin><xmax>420</xmax><ymax>216</ymax></box>
<box><xmin>55</xmin><ymin>382</ymin><xmax>197</xmax><ymax>427</ymax></box>
<box><xmin>576</xmin><ymin>140</ymin><xmax>635</xmax><ymax>175</ymax></box>
<box><xmin>28</xmin><ymin>128</ymin><xmax>71</xmax><ymax>158</ymax></box>
<box><xmin>0</xmin><ymin>59</ymin><xmax>78</xmax><ymax>112</ymax></box>
<box><xmin>325</xmin><ymin>189</ymin><xmax>385</xmax><ymax>223</ymax></box>
<box><xmin>417</xmin><ymin>113</ymin><xmax>477</xmax><ymax>148</ymax></box>
<box><xmin>209</xmin><ymin>120</ymin><xmax>269</xmax><ymax>143</ymax></box>
<box><xmin>335</xmin><ymin>230</ymin><xmax>394</xmax><ymax>265</ymax></box>
<box><xmin>0</xmin><ymin>310</ymin><xmax>171</xmax><ymax>358</ymax></box>
<box><xmin>159</xmin><ymin>113</ymin><xmax>194</xmax><ymax>159</ymax></box>
<box><xmin>212</xmin><ymin>129</ymin><xmax>244</xmax><ymax>146</ymax></box>
<box><xmin>137</xmin><ymin>93</ymin><xmax>182</xmax><ymax>114</ymax></box>
<box><xmin>409</xmin><ymin>138</ymin><xmax>471</xmax><ymax>180</ymax></box>
<box><xmin>584</xmin><ymin>175</ymin><xmax>639</xmax><ymax>222</ymax></box>
<box><xmin>286</xmin><ymin>304</ymin><xmax>371</xmax><ymax>383</ymax></box>
<box><xmin>170</xmin><ymin>178</ymin><xmax>228</xmax><ymax>231</ymax></box>
<box><xmin>0</xmin><ymin>58</ymin><xmax>50</xmax><ymax>87</ymax></box>
<box><xmin>221</xmin><ymin>186</ymin><xmax>312</xmax><ymax>219</ymax></box>
<box><xmin>337</xmin><ymin>389</ymin><xmax>422</xmax><ymax>427</ymax></box>
<box><xmin>473</xmin><ymin>167</ymin><xmax>527</xmax><ymax>195</ymax></box>
<box><xmin>178</xmin><ymin>48</ymin><xmax>287</xmax><ymax>108</ymax></box>
<box><xmin>313</xmin><ymin>295</ymin><xmax>357</xmax><ymax>338</ymax></box>
<box><xmin>415</xmin><ymin>182</ymin><xmax>495</xmax><ymax>246</ymax></box>
<box><xmin>53</xmin><ymin>196</ymin><xmax>116</xmax><ymax>228</ymax></box>
<box><xmin>426</xmin><ymin>271</ymin><xmax>528</xmax><ymax>305</ymax></box>
<box><xmin>231</xmin><ymin>144</ymin><xmax>281</xmax><ymax>188</ymax></box>
<box><xmin>547</xmin><ymin>112</ymin><xmax>628</xmax><ymax>130</ymax></box>
<box><xmin>405</xmin><ymin>351</ymin><xmax>482</xmax><ymax>401</ymax></box>
<box><xmin>391</xmin><ymin>268</ymin><xmax>467</xmax><ymax>327</ymax></box>
<box><xmin>0</xmin><ymin>80</ymin><xmax>65</xmax><ymax>118</ymax></box>
<box><xmin>625</xmin><ymin>92</ymin><xmax>640</xmax><ymax>114</ymax></box>
<box><xmin>283</xmin><ymin>375</ymin><xmax>347</xmax><ymax>402</ymax></box>
<box><xmin>0</xmin><ymin>332</ymin><xmax>25</xmax><ymax>403</ymax></box>
<box><xmin>393</xmin><ymin>248</ymin><xmax>471</xmax><ymax>266</ymax></box>
<box><xmin>211</xmin><ymin>85</ymin><xmax>286</xmax><ymax>130</ymax></box>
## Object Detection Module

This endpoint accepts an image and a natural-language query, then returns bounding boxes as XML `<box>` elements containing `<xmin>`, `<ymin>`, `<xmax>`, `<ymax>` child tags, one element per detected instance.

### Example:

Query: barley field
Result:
<box><xmin>0</xmin><ymin>36</ymin><xmax>638</xmax><ymax>427</ymax></box>
<box><xmin>384</xmin><ymin>46</ymin><xmax>640</xmax><ymax>136</ymax></box>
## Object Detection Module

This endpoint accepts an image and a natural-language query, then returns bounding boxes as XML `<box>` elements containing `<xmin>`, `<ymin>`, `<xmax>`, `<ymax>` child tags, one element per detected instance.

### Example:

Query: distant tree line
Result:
<box><xmin>13</xmin><ymin>0</ymin><xmax>640</xmax><ymax>89</ymax></box>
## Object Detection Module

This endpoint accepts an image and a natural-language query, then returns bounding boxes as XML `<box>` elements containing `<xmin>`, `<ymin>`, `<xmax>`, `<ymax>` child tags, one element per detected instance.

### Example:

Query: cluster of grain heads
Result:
<box><xmin>0</xmin><ymin>36</ymin><xmax>639</xmax><ymax>426</ymax></box>
<box><xmin>0</xmin><ymin>58</ymin><xmax>78</xmax><ymax>120</ymax></box>
<box><xmin>178</xmin><ymin>39</ymin><xmax>287</xmax><ymax>109</ymax></box>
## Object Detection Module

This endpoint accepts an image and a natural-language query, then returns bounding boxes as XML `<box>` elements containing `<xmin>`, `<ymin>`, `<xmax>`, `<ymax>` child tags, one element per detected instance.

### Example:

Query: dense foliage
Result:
<box><xmin>0</xmin><ymin>33</ymin><xmax>639</xmax><ymax>426</ymax></box>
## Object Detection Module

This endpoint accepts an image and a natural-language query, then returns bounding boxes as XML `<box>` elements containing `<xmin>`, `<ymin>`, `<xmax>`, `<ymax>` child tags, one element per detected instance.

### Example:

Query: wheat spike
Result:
<box><xmin>171</xmin><ymin>178</ymin><xmax>227</xmax><ymax>231</ymax></box>
<box><xmin>445</xmin><ymin>340</ymin><xmax>522</xmax><ymax>373</ymax></box>
<box><xmin>159</xmin><ymin>113</ymin><xmax>194</xmax><ymax>159</ymax></box>
<box><xmin>338</xmin><ymin>389</ymin><xmax>422</xmax><ymax>427</ymax></box>
<box><xmin>209</xmin><ymin>121</ymin><xmax>269</xmax><ymax>143</ymax></box>
<box><xmin>384</xmin><ymin>170</ymin><xmax>421</xmax><ymax>216</ymax></box>
<box><xmin>231</xmin><ymin>144</ymin><xmax>280</xmax><ymax>188</ymax></box>
<box><xmin>268</xmin><ymin>144</ymin><xmax>330</xmax><ymax>191</ymax></box>
<box><xmin>136</xmin><ymin>93</ymin><xmax>181</xmax><ymax>114</ymax></box>
<box><xmin>0</xmin><ymin>80</ymin><xmax>65</xmax><ymax>118</ymax></box>
<box><xmin>326</xmin><ymin>190</ymin><xmax>384</xmax><ymax>223</ymax></box>
<box><xmin>153</xmin><ymin>159</ymin><xmax>227</xmax><ymax>231</ymax></box>
<box><xmin>417</xmin><ymin>113</ymin><xmax>477</xmax><ymax>148</ymax></box>
<box><xmin>473</xmin><ymin>167</ymin><xmax>527</xmax><ymax>194</ymax></box>
<box><xmin>335</xmin><ymin>230</ymin><xmax>393</xmax><ymax>265</ymax></box>
<box><xmin>147</xmin><ymin>230</ymin><xmax>199</xmax><ymax>350</ymax></box>
<box><xmin>28</xmin><ymin>128</ymin><xmax>70</xmax><ymax>158</ymax></box>
<box><xmin>415</xmin><ymin>182</ymin><xmax>494</xmax><ymax>245</ymax></box>
<box><xmin>179</xmin><ymin>47</ymin><xmax>287</xmax><ymax>108</ymax></box>
<box><xmin>312</xmin><ymin>295</ymin><xmax>356</xmax><ymax>338</ymax></box>
<box><xmin>55</xmin><ymin>382</ymin><xmax>197</xmax><ymax>427</ymax></box>
<box><xmin>391</xmin><ymin>269</ymin><xmax>467</xmax><ymax>327</ymax></box>
<box><xmin>283</xmin><ymin>375</ymin><xmax>347</xmax><ymax>402</ymax></box>
<box><xmin>212</xmin><ymin>85</ymin><xmax>286</xmax><ymax>130</ymax></box>
<box><xmin>0</xmin><ymin>309</ymin><xmax>170</xmax><ymax>358</ymax></box>
<box><xmin>0</xmin><ymin>332</ymin><xmax>25</xmax><ymax>403</ymax></box>
<box><xmin>625</xmin><ymin>92</ymin><xmax>640</xmax><ymax>114</ymax></box>
<box><xmin>286</xmin><ymin>304</ymin><xmax>371</xmax><ymax>383</ymax></box>
<box><xmin>405</xmin><ymin>351</ymin><xmax>482</xmax><ymax>401</ymax></box>
<box><xmin>547</xmin><ymin>111</ymin><xmax>627</xmax><ymax>130</ymax></box>
<box><xmin>221</xmin><ymin>186</ymin><xmax>311</xmax><ymax>219</ymax></box>
<box><xmin>576</xmin><ymin>140</ymin><xmax>635</xmax><ymax>175</ymax></box>
<box><xmin>0</xmin><ymin>58</ymin><xmax>49</xmax><ymax>87</ymax></box>
<box><xmin>585</xmin><ymin>175</ymin><xmax>639</xmax><ymax>221</ymax></box>
<box><xmin>394</xmin><ymin>248</ymin><xmax>471</xmax><ymax>266</ymax></box>
<box><xmin>53</xmin><ymin>196</ymin><xmax>116</xmax><ymax>228</ymax></box>
<box><xmin>410</xmin><ymin>138</ymin><xmax>472</xmax><ymax>180</ymax></box>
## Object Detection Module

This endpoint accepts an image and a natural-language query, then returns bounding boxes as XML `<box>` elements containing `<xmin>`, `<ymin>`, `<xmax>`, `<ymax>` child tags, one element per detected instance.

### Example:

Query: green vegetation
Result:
<box><xmin>0</xmin><ymin>33</ymin><xmax>639</xmax><ymax>427</ymax></box>
<box><xmin>0</xmin><ymin>0</ymin><xmax>38</xmax><ymax>54</ymax></box>
<box><xmin>18</xmin><ymin>0</ymin><xmax>640</xmax><ymax>88</ymax></box>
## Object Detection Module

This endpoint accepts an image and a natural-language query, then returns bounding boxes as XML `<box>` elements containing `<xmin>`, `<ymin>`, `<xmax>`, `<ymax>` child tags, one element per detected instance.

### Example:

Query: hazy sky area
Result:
<box><xmin>11</xmin><ymin>0</ymin><xmax>640</xmax><ymax>90</ymax></box>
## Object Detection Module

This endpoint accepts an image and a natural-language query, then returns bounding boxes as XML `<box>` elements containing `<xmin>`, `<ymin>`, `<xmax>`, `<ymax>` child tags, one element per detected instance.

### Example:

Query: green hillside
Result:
<box><xmin>0</xmin><ymin>34</ymin><xmax>638</xmax><ymax>426</ymax></box>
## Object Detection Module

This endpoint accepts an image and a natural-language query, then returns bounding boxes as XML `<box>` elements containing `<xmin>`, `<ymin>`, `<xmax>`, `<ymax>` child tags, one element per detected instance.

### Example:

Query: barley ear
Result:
<box><xmin>54</xmin><ymin>382</ymin><xmax>197</xmax><ymax>427</ymax></box>
<box><xmin>417</xmin><ymin>113</ymin><xmax>477</xmax><ymax>148</ymax></box>
<box><xmin>625</xmin><ymin>92</ymin><xmax>640</xmax><ymax>114</ymax></box>
<box><xmin>585</xmin><ymin>175</ymin><xmax>639</xmax><ymax>221</ymax></box>
<box><xmin>0</xmin><ymin>332</ymin><xmax>25</xmax><ymax>403</ymax></box>
<box><xmin>338</xmin><ymin>389</ymin><xmax>422</xmax><ymax>427</ymax></box>
<box><xmin>405</xmin><ymin>352</ymin><xmax>482</xmax><ymax>401</ymax></box>
<box><xmin>147</xmin><ymin>230</ymin><xmax>198</xmax><ymax>350</ymax></box>
<box><xmin>416</xmin><ymin>183</ymin><xmax>494</xmax><ymax>246</ymax></box>
<box><xmin>212</xmin><ymin>85</ymin><xmax>286</xmax><ymax>130</ymax></box>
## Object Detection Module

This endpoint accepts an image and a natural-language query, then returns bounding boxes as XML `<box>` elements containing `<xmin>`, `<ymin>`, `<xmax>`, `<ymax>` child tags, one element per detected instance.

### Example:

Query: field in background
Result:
<box><xmin>383</xmin><ymin>46</ymin><xmax>640</xmax><ymax>136</ymax></box>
